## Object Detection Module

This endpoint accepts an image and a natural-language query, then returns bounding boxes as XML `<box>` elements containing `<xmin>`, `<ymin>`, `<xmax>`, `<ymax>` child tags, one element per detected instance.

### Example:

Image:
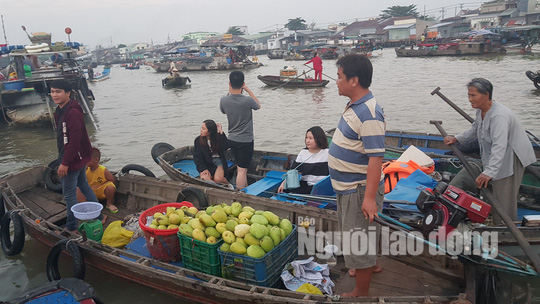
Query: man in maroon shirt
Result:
<box><xmin>305</xmin><ymin>52</ymin><xmax>323</xmax><ymax>81</ymax></box>
<box><xmin>52</xmin><ymin>79</ymin><xmax>104</xmax><ymax>232</ymax></box>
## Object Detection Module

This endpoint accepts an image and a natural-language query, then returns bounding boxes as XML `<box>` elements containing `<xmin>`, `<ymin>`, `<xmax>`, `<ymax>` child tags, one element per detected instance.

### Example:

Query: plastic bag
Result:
<box><xmin>101</xmin><ymin>221</ymin><xmax>134</xmax><ymax>248</ymax></box>
<box><xmin>296</xmin><ymin>283</ymin><xmax>323</xmax><ymax>295</ymax></box>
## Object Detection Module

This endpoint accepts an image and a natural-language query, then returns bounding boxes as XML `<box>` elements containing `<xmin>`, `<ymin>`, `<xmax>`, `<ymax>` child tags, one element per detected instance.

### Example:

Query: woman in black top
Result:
<box><xmin>193</xmin><ymin>120</ymin><xmax>229</xmax><ymax>184</ymax></box>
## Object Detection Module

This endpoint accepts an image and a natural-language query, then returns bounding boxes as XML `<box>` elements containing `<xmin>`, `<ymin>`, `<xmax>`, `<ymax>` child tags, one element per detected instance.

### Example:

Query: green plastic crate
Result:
<box><xmin>218</xmin><ymin>225</ymin><xmax>298</xmax><ymax>287</ymax></box>
<box><xmin>178</xmin><ymin>232</ymin><xmax>223</xmax><ymax>276</ymax></box>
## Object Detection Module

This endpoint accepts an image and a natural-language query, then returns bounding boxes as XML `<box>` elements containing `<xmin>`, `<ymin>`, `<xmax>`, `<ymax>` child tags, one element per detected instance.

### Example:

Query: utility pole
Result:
<box><xmin>424</xmin><ymin>5</ymin><xmax>426</xmax><ymax>19</ymax></box>
<box><xmin>109</xmin><ymin>36</ymin><xmax>112</xmax><ymax>47</ymax></box>
<box><xmin>167</xmin><ymin>33</ymin><xmax>170</xmax><ymax>44</ymax></box>
<box><xmin>440</xmin><ymin>7</ymin><xmax>446</xmax><ymax>20</ymax></box>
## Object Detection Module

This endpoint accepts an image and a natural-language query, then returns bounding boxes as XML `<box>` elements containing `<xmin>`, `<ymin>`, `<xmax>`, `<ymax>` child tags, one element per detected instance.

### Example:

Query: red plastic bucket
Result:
<box><xmin>139</xmin><ymin>202</ymin><xmax>194</xmax><ymax>262</ymax></box>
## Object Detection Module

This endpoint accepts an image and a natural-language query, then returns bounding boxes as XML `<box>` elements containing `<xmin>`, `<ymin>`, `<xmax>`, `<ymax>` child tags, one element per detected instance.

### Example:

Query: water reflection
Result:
<box><xmin>312</xmin><ymin>88</ymin><xmax>326</xmax><ymax>104</ymax></box>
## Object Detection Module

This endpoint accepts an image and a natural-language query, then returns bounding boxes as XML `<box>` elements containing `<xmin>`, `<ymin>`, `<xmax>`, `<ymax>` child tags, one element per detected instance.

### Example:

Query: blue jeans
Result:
<box><xmin>62</xmin><ymin>166</ymin><xmax>102</xmax><ymax>231</ymax></box>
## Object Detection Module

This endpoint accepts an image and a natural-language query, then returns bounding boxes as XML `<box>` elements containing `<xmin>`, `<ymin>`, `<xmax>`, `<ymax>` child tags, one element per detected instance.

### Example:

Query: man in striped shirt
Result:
<box><xmin>329</xmin><ymin>55</ymin><xmax>385</xmax><ymax>297</ymax></box>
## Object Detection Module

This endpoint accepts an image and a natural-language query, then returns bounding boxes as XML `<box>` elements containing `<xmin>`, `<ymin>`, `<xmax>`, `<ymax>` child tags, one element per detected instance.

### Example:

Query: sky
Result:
<box><xmin>1</xmin><ymin>0</ymin><xmax>485</xmax><ymax>49</ymax></box>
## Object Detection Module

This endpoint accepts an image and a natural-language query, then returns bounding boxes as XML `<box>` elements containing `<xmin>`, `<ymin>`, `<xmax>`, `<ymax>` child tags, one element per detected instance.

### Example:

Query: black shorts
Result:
<box><xmin>228</xmin><ymin>140</ymin><xmax>254</xmax><ymax>169</ymax></box>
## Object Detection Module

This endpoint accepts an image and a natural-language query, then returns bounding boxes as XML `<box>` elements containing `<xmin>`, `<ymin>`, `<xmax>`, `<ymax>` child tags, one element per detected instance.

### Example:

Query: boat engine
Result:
<box><xmin>415</xmin><ymin>182</ymin><xmax>491</xmax><ymax>240</ymax></box>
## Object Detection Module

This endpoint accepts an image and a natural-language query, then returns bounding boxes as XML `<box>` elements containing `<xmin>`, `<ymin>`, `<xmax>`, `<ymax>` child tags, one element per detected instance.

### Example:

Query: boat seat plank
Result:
<box><xmin>17</xmin><ymin>188</ymin><xmax>65</xmax><ymax>218</ymax></box>
<box><xmin>242</xmin><ymin>171</ymin><xmax>284</xmax><ymax>197</ymax></box>
<box><xmin>172</xmin><ymin>160</ymin><xmax>200</xmax><ymax>178</ymax></box>
<box><xmin>172</xmin><ymin>159</ymin><xmax>235</xmax><ymax>180</ymax></box>
<box><xmin>332</xmin><ymin>256</ymin><xmax>463</xmax><ymax>296</ymax></box>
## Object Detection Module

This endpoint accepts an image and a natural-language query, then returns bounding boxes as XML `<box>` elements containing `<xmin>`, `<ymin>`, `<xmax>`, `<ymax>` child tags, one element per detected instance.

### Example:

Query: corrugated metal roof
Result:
<box><xmin>383</xmin><ymin>24</ymin><xmax>415</xmax><ymax>30</ymax></box>
<box><xmin>428</xmin><ymin>22</ymin><xmax>455</xmax><ymax>29</ymax></box>
<box><xmin>499</xmin><ymin>8</ymin><xmax>518</xmax><ymax>17</ymax></box>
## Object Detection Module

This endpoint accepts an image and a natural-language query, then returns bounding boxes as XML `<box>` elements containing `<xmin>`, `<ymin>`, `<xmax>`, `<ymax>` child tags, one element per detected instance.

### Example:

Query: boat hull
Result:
<box><xmin>0</xmin><ymin>166</ymin><xmax>467</xmax><ymax>303</ymax></box>
<box><xmin>152</xmin><ymin>57</ymin><xmax>261</xmax><ymax>72</ymax></box>
<box><xmin>257</xmin><ymin>75</ymin><xmax>329</xmax><ymax>87</ymax></box>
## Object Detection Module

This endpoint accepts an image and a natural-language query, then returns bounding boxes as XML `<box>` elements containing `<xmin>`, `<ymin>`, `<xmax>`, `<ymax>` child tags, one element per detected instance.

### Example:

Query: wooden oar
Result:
<box><xmin>271</xmin><ymin>67</ymin><xmax>313</xmax><ymax>90</ymax></box>
<box><xmin>430</xmin><ymin>120</ymin><xmax>540</xmax><ymax>272</ymax></box>
<box><xmin>303</xmin><ymin>64</ymin><xmax>336</xmax><ymax>81</ymax></box>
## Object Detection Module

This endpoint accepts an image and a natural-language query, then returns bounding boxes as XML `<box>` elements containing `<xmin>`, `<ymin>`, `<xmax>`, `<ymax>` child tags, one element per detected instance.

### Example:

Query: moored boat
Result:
<box><xmin>395</xmin><ymin>41</ymin><xmax>506</xmax><ymax>57</ymax></box>
<box><xmin>151</xmin><ymin>57</ymin><xmax>261</xmax><ymax>72</ymax></box>
<box><xmin>5</xmin><ymin>278</ymin><xmax>102</xmax><ymax>304</ymax></box>
<box><xmin>267</xmin><ymin>50</ymin><xmax>286</xmax><ymax>59</ymax></box>
<box><xmin>0</xmin><ymin>50</ymin><xmax>95</xmax><ymax>128</ymax></box>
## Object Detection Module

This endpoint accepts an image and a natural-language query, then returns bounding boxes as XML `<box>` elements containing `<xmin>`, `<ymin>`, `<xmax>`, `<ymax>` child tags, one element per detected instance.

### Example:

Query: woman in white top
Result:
<box><xmin>278</xmin><ymin>126</ymin><xmax>329</xmax><ymax>194</ymax></box>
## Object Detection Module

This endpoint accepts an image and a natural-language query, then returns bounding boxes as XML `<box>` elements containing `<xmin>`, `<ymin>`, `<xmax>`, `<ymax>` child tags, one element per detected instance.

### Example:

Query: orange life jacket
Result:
<box><xmin>382</xmin><ymin>160</ymin><xmax>434</xmax><ymax>193</ymax></box>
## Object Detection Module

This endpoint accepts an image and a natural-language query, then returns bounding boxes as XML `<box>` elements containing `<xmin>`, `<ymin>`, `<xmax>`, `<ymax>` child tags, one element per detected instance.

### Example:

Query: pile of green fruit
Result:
<box><xmin>175</xmin><ymin>202</ymin><xmax>293</xmax><ymax>258</ymax></box>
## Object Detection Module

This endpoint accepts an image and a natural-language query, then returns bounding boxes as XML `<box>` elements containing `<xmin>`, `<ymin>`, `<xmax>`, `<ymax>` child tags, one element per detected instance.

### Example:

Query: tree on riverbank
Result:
<box><xmin>285</xmin><ymin>17</ymin><xmax>307</xmax><ymax>30</ymax></box>
<box><xmin>226</xmin><ymin>27</ymin><xmax>244</xmax><ymax>35</ymax></box>
<box><xmin>380</xmin><ymin>4</ymin><xmax>432</xmax><ymax>20</ymax></box>
<box><xmin>380</xmin><ymin>5</ymin><xmax>420</xmax><ymax>18</ymax></box>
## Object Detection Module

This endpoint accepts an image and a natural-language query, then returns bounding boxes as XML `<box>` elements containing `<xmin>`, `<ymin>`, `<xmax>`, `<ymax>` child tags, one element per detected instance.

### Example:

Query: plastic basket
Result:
<box><xmin>178</xmin><ymin>232</ymin><xmax>223</xmax><ymax>276</ymax></box>
<box><xmin>218</xmin><ymin>225</ymin><xmax>297</xmax><ymax>287</ymax></box>
<box><xmin>71</xmin><ymin>202</ymin><xmax>103</xmax><ymax>220</ymax></box>
<box><xmin>138</xmin><ymin>202</ymin><xmax>194</xmax><ymax>262</ymax></box>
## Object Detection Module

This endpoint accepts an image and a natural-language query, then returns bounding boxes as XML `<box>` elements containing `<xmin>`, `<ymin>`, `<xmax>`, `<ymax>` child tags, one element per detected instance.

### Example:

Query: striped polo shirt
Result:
<box><xmin>328</xmin><ymin>92</ymin><xmax>386</xmax><ymax>194</ymax></box>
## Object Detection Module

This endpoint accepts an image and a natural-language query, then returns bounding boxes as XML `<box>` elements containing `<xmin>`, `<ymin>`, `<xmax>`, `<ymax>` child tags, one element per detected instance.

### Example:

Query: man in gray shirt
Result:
<box><xmin>220</xmin><ymin>71</ymin><xmax>261</xmax><ymax>189</ymax></box>
<box><xmin>444</xmin><ymin>78</ymin><xmax>536</xmax><ymax>225</ymax></box>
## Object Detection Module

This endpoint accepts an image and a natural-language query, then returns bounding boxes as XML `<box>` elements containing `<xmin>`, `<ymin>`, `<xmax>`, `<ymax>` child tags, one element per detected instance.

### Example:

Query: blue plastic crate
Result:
<box><xmin>218</xmin><ymin>225</ymin><xmax>297</xmax><ymax>287</ymax></box>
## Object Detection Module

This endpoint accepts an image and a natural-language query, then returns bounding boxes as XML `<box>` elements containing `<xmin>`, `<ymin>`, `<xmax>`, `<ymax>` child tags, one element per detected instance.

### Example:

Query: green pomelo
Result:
<box><xmin>260</xmin><ymin>236</ymin><xmax>275</xmax><ymax>253</ymax></box>
<box><xmin>192</xmin><ymin>228</ymin><xmax>207</xmax><ymax>242</ymax></box>
<box><xmin>246</xmin><ymin>245</ymin><xmax>265</xmax><ymax>258</ymax></box>
<box><xmin>230</xmin><ymin>242</ymin><xmax>247</xmax><ymax>255</ymax></box>
<box><xmin>222</xmin><ymin>231</ymin><xmax>236</xmax><ymax>244</ymax></box>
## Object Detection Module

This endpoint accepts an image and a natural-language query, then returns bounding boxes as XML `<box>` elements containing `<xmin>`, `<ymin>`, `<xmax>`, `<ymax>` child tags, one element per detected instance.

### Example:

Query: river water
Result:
<box><xmin>1</xmin><ymin>49</ymin><xmax>540</xmax><ymax>302</ymax></box>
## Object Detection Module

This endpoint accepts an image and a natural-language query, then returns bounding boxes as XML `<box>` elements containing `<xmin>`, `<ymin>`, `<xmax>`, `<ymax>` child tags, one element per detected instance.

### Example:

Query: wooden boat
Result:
<box><xmin>526</xmin><ymin>70</ymin><xmax>540</xmax><ymax>89</ymax></box>
<box><xmin>6</xmin><ymin>278</ymin><xmax>102</xmax><ymax>303</ymax></box>
<box><xmin>151</xmin><ymin>57</ymin><xmax>261</xmax><ymax>73</ymax></box>
<box><xmin>328</xmin><ymin>128</ymin><xmax>540</xmax><ymax>203</ymax></box>
<box><xmin>257</xmin><ymin>75</ymin><xmax>329</xmax><ymax>88</ymax></box>
<box><xmin>157</xmin><ymin>145</ymin><xmax>293</xmax><ymax>189</ymax></box>
<box><xmin>162</xmin><ymin>76</ymin><xmax>191</xmax><ymax>87</ymax></box>
<box><xmin>0</xmin><ymin>50</ymin><xmax>95</xmax><ymax>128</ymax></box>
<box><xmin>88</xmin><ymin>68</ymin><xmax>110</xmax><ymax>82</ymax></box>
<box><xmin>0</xmin><ymin>165</ymin><xmax>473</xmax><ymax>303</ymax></box>
<box><xmin>267</xmin><ymin>50</ymin><xmax>286</xmax><ymax>59</ymax></box>
<box><xmin>125</xmin><ymin>64</ymin><xmax>140</xmax><ymax>70</ymax></box>
<box><xmin>395</xmin><ymin>42</ymin><xmax>506</xmax><ymax>57</ymax></box>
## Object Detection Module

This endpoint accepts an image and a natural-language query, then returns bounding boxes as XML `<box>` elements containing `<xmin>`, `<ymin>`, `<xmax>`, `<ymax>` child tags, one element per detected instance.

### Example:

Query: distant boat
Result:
<box><xmin>395</xmin><ymin>41</ymin><xmax>506</xmax><ymax>57</ymax></box>
<box><xmin>257</xmin><ymin>75</ymin><xmax>329</xmax><ymax>87</ymax></box>
<box><xmin>162</xmin><ymin>75</ymin><xmax>191</xmax><ymax>87</ymax></box>
<box><xmin>267</xmin><ymin>50</ymin><xmax>286</xmax><ymax>59</ymax></box>
<box><xmin>125</xmin><ymin>64</ymin><xmax>140</xmax><ymax>69</ymax></box>
<box><xmin>88</xmin><ymin>68</ymin><xmax>111</xmax><ymax>82</ymax></box>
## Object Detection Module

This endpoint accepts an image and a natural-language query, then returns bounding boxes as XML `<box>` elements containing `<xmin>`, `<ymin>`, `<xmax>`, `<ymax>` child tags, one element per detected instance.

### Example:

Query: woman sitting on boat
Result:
<box><xmin>278</xmin><ymin>126</ymin><xmax>329</xmax><ymax>194</ymax></box>
<box><xmin>193</xmin><ymin>119</ymin><xmax>229</xmax><ymax>184</ymax></box>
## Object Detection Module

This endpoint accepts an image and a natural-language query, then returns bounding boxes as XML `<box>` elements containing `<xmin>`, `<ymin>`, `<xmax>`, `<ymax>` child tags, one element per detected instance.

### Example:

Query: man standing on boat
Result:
<box><xmin>52</xmin><ymin>79</ymin><xmax>105</xmax><ymax>233</ymax></box>
<box><xmin>328</xmin><ymin>54</ymin><xmax>385</xmax><ymax>297</ymax></box>
<box><xmin>220</xmin><ymin>71</ymin><xmax>261</xmax><ymax>189</ymax></box>
<box><xmin>443</xmin><ymin>78</ymin><xmax>536</xmax><ymax>225</ymax></box>
<box><xmin>305</xmin><ymin>52</ymin><xmax>323</xmax><ymax>81</ymax></box>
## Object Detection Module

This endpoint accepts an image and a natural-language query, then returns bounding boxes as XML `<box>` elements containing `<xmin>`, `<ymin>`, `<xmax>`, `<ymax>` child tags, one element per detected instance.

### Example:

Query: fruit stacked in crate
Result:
<box><xmin>176</xmin><ymin>205</ymin><xmax>228</xmax><ymax>276</ymax></box>
<box><xmin>214</xmin><ymin>202</ymin><xmax>298</xmax><ymax>287</ymax></box>
<box><xmin>138</xmin><ymin>202</ymin><xmax>196</xmax><ymax>262</ymax></box>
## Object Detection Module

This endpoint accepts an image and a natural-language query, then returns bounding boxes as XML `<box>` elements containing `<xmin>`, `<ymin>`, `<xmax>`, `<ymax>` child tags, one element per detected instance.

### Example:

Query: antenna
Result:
<box><xmin>1</xmin><ymin>15</ymin><xmax>8</xmax><ymax>45</ymax></box>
